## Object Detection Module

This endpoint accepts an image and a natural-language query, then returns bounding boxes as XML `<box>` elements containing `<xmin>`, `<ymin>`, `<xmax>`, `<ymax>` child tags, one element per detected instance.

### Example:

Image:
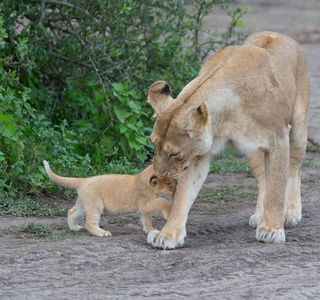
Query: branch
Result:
<box><xmin>87</xmin><ymin>54</ymin><xmax>115</xmax><ymax>128</ymax></box>
<box><xmin>308</xmin><ymin>137</ymin><xmax>320</xmax><ymax>147</ymax></box>
<box><xmin>51</xmin><ymin>49</ymin><xmax>92</xmax><ymax>69</ymax></box>
<box><xmin>39</xmin><ymin>0</ymin><xmax>46</xmax><ymax>24</ymax></box>
<box><xmin>33</xmin><ymin>0</ymin><xmax>99</xmax><ymax>24</ymax></box>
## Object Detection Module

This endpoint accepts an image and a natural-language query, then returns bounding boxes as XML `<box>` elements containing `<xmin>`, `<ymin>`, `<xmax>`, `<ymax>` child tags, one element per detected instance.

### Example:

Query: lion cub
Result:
<box><xmin>43</xmin><ymin>161</ymin><xmax>176</xmax><ymax>237</ymax></box>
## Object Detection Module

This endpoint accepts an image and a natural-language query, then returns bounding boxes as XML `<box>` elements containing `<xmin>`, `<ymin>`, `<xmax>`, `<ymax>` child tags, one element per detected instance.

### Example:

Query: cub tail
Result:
<box><xmin>43</xmin><ymin>160</ymin><xmax>85</xmax><ymax>189</ymax></box>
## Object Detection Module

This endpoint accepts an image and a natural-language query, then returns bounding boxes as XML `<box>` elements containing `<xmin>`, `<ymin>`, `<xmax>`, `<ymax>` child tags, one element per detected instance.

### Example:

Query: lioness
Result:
<box><xmin>147</xmin><ymin>31</ymin><xmax>309</xmax><ymax>249</ymax></box>
<box><xmin>43</xmin><ymin>161</ymin><xmax>176</xmax><ymax>237</ymax></box>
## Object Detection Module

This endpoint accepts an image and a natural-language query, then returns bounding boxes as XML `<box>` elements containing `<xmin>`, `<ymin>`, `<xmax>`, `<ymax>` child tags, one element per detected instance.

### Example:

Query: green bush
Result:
<box><xmin>0</xmin><ymin>1</ymin><xmax>248</xmax><ymax>199</ymax></box>
<box><xmin>0</xmin><ymin>194</ymin><xmax>68</xmax><ymax>216</ymax></box>
<box><xmin>18</xmin><ymin>222</ymin><xmax>52</xmax><ymax>237</ymax></box>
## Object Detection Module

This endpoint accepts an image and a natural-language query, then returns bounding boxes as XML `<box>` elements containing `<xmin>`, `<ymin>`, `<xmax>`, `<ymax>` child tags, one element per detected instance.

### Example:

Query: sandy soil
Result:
<box><xmin>1</xmin><ymin>1</ymin><xmax>320</xmax><ymax>299</ymax></box>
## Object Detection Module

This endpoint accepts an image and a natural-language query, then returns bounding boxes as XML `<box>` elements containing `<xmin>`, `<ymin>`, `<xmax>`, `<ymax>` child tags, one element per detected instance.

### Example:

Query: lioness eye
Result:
<box><xmin>169</xmin><ymin>152</ymin><xmax>180</xmax><ymax>157</ymax></box>
<box><xmin>167</xmin><ymin>183</ymin><xmax>172</xmax><ymax>186</ymax></box>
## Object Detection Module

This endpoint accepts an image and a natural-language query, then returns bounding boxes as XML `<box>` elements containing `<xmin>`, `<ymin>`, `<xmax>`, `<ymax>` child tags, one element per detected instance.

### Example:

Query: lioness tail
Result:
<box><xmin>43</xmin><ymin>160</ymin><xmax>85</xmax><ymax>189</ymax></box>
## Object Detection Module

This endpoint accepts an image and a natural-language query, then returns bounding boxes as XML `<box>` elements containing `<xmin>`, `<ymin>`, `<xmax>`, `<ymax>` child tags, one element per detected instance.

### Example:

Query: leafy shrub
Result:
<box><xmin>0</xmin><ymin>1</ymin><xmax>248</xmax><ymax>199</ymax></box>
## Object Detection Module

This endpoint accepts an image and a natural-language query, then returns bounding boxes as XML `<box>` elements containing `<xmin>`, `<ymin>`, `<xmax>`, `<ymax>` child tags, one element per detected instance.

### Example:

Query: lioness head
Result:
<box><xmin>148</xmin><ymin>81</ymin><xmax>212</xmax><ymax>178</ymax></box>
<box><xmin>149</xmin><ymin>173</ymin><xmax>176</xmax><ymax>196</ymax></box>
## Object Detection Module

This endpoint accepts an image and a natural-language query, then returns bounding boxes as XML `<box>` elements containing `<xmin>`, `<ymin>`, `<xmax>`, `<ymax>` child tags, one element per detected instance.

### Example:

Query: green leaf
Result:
<box><xmin>135</xmin><ymin>152</ymin><xmax>145</xmax><ymax>162</ymax></box>
<box><xmin>136</xmin><ymin>136</ymin><xmax>147</xmax><ymax>145</ymax></box>
<box><xmin>113</xmin><ymin>106</ymin><xmax>126</xmax><ymax>123</ymax></box>
<box><xmin>119</xmin><ymin>124</ymin><xmax>127</xmax><ymax>134</ymax></box>
<box><xmin>128</xmin><ymin>101</ymin><xmax>141</xmax><ymax>113</ymax></box>
<box><xmin>128</xmin><ymin>139</ymin><xmax>140</xmax><ymax>150</ymax></box>
<box><xmin>111</xmin><ymin>82</ymin><xmax>124</xmax><ymax>92</ymax></box>
<box><xmin>0</xmin><ymin>122</ymin><xmax>16</xmax><ymax>138</ymax></box>
<box><xmin>0</xmin><ymin>114</ymin><xmax>13</xmax><ymax>123</ymax></box>
<box><xmin>127</xmin><ymin>123</ymin><xmax>137</xmax><ymax>131</ymax></box>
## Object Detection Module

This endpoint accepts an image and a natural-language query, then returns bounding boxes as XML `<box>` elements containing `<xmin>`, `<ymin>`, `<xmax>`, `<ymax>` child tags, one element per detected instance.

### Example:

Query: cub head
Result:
<box><xmin>148</xmin><ymin>81</ymin><xmax>212</xmax><ymax>178</ymax></box>
<box><xmin>149</xmin><ymin>173</ymin><xmax>176</xmax><ymax>196</ymax></box>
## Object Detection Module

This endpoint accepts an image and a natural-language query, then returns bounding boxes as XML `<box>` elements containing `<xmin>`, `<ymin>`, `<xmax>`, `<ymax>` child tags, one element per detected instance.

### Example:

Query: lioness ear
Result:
<box><xmin>149</xmin><ymin>175</ymin><xmax>159</xmax><ymax>186</ymax></box>
<box><xmin>148</xmin><ymin>81</ymin><xmax>172</xmax><ymax>115</ymax></box>
<box><xmin>185</xmin><ymin>102</ymin><xmax>210</xmax><ymax>137</ymax></box>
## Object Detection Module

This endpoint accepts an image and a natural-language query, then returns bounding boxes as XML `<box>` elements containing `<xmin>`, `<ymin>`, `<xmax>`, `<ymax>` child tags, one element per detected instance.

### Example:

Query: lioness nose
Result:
<box><xmin>153</xmin><ymin>162</ymin><xmax>168</xmax><ymax>177</ymax></box>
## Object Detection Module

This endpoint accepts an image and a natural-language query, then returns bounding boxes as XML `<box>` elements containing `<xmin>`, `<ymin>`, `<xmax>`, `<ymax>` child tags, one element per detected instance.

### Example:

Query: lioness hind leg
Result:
<box><xmin>285</xmin><ymin>113</ymin><xmax>308</xmax><ymax>226</ymax></box>
<box><xmin>256</xmin><ymin>138</ymin><xmax>289</xmax><ymax>243</ymax></box>
<box><xmin>68</xmin><ymin>200</ymin><xmax>85</xmax><ymax>231</ymax></box>
<box><xmin>247</xmin><ymin>152</ymin><xmax>266</xmax><ymax>228</ymax></box>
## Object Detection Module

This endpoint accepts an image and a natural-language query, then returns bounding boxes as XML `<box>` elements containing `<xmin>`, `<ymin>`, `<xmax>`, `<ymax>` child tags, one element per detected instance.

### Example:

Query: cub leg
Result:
<box><xmin>256</xmin><ymin>138</ymin><xmax>289</xmax><ymax>243</ymax></box>
<box><xmin>140</xmin><ymin>215</ymin><xmax>155</xmax><ymax>234</ymax></box>
<box><xmin>148</xmin><ymin>154</ymin><xmax>211</xmax><ymax>249</ymax></box>
<box><xmin>139</xmin><ymin>198</ymin><xmax>171</xmax><ymax>234</ymax></box>
<box><xmin>247</xmin><ymin>152</ymin><xmax>266</xmax><ymax>228</ymax></box>
<box><xmin>68</xmin><ymin>200</ymin><xmax>85</xmax><ymax>231</ymax></box>
<box><xmin>85</xmin><ymin>202</ymin><xmax>111</xmax><ymax>237</ymax></box>
<box><xmin>140</xmin><ymin>198</ymin><xmax>171</xmax><ymax>219</ymax></box>
<box><xmin>285</xmin><ymin>113</ymin><xmax>307</xmax><ymax>226</ymax></box>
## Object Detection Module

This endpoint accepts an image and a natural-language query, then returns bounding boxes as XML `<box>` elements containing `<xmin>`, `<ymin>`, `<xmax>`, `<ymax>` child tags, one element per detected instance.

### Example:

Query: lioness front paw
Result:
<box><xmin>249</xmin><ymin>214</ymin><xmax>262</xmax><ymax>228</ymax></box>
<box><xmin>256</xmin><ymin>226</ymin><xmax>285</xmax><ymax>243</ymax></box>
<box><xmin>147</xmin><ymin>227</ymin><xmax>186</xmax><ymax>250</ymax></box>
<box><xmin>284</xmin><ymin>208</ymin><xmax>301</xmax><ymax>227</ymax></box>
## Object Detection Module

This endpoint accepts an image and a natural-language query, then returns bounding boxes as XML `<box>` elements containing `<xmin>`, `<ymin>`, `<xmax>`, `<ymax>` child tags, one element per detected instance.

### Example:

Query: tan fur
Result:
<box><xmin>43</xmin><ymin>161</ymin><xmax>176</xmax><ymax>237</ymax></box>
<box><xmin>147</xmin><ymin>32</ymin><xmax>310</xmax><ymax>249</ymax></box>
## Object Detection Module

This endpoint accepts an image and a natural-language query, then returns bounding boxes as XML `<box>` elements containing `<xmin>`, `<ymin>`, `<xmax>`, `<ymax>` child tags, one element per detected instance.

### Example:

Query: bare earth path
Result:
<box><xmin>1</xmin><ymin>1</ymin><xmax>320</xmax><ymax>299</ymax></box>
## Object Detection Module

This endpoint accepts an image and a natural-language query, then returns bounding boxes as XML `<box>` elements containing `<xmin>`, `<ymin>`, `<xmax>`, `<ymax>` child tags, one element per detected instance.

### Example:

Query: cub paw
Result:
<box><xmin>93</xmin><ymin>230</ymin><xmax>112</xmax><ymax>237</ymax></box>
<box><xmin>249</xmin><ymin>214</ymin><xmax>262</xmax><ymax>228</ymax></box>
<box><xmin>143</xmin><ymin>227</ymin><xmax>156</xmax><ymax>235</ymax></box>
<box><xmin>256</xmin><ymin>226</ymin><xmax>285</xmax><ymax>243</ymax></box>
<box><xmin>147</xmin><ymin>227</ymin><xmax>186</xmax><ymax>250</ymax></box>
<box><xmin>162</xmin><ymin>210</ymin><xmax>170</xmax><ymax>220</ymax></box>
<box><xmin>284</xmin><ymin>208</ymin><xmax>301</xmax><ymax>227</ymax></box>
<box><xmin>100</xmin><ymin>230</ymin><xmax>111</xmax><ymax>237</ymax></box>
<box><xmin>70</xmin><ymin>225</ymin><xmax>84</xmax><ymax>232</ymax></box>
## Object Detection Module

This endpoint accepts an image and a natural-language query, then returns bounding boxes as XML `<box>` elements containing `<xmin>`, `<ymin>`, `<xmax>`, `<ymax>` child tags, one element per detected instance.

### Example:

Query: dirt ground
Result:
<box><xmin>1</xmin><ymin>1</ymin><xmax>320</xmax><ymax>299</ymax></box>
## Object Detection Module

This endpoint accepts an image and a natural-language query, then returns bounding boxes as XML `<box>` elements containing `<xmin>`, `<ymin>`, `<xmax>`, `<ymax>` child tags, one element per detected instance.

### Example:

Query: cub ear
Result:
<box><xmin>185</xmin><ymin>101</ymin><xmax>210</xmax><ymax>137</ymax></box>
<box><xmin>149</xmin><ymin>175</ymin><xmax>159</xmax><ymax>187</ymax></box>
<box><xmin>148</xmin><ymin>81</ymin><xmax>172</xmax><ymax>115</ymax></box>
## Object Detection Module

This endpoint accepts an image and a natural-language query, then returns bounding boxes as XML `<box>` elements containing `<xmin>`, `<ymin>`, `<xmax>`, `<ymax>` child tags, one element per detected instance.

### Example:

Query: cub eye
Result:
<box><xmin>169</xmin><ymin>152</ymin><xmax>180</xmax><ymax>157</ymax></box>
<box><xmin>167</xmin><ymin>183</ymin><xmax>172</xmax><ymax>186</ymax></box>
